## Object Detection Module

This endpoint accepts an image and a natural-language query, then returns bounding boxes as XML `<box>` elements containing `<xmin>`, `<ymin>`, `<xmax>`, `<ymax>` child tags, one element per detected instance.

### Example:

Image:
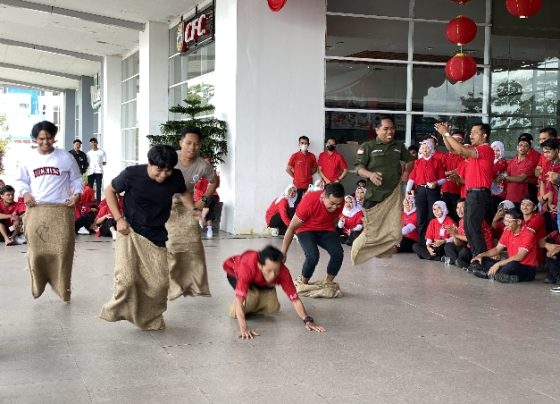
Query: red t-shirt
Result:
<box><xmin>464</xmin><ymin>144</ymin><xmax>494</xmax><ymax>189</ymax></box>
<box><xmin>524</xmin><ymin>213</ymin><xmax>546</xmax><ymax>242</ymax></box>
<box><xmin>425</xmin><ymin>216</ymin><xmax>455</xmax><ymax>243</ymax></box>
<box><xmin>318</xmin><ymin>151</ymin><xmax>348</xmax><ymax>183</ymax></box>
<box><xmin>194</xmin><ymin>176</ymin><xmax>220</xmax><ymax>202</ymax></box>
<box><xmin>265</xmin><ymin>198</ymin><xmax>291</xmax><ymax>226</ymax></box>
<box><xmin>401</xmin><ymin>211</ymin><xmax>419</xmax><ymax>242</ymax></box>
<box><xmin>0</xmin><ymin>199</ymin><xmax>24</xmax><ymax>227</ymax></box>
<box><xmin>456</xmin><ymin>161</ymin><xmax>467</xmax><ymax>198</ymax></box>
<box><xmin>222</xmin><ymin>250</ymin><xmax>299</xmax><ymax>302</ymax></box>
<box><xmin>288</xmin><ymin>151</ymin><xmax>317</xmax><ymax>189</ymax></box>
<box><xmin>295</xmin><ymin>190</ymin><xmax>342</xmax><ymax>234</ymax></box>
<box><xmin>339</xmin><ymin>210</ymin><xmax>363</xmax><ymax>236</ymax></box>
<box><xmin>442</xmin><ymin>153</ymin><xmax>463</xmax><ymax>195</ymax></box>
<box><xmin>540</xmin><ymin>159</ymin><xmax>560</xmax><ymax>203</ymax></box>
<box><xmin>498</xmin><ymin>228</ymin><xmax>538</xmax><ymax>267</ymax></box>
<box><xmin>506</xmin><ymin>156</ymin><xmax>536</xmax><ymax>203</ymax></box>
<box><xmin>409</xmin><ymin>157</ymin><xmax>445</xmax><ymax>186</ymax></box>
<box><xmin>526</xmin><ymin>148</ymin><xmax>541</xmax><ymax>185</ymax></box>
<box><xmin>491</xmin><ymin>159</ymin><xmax>508</xmax><ymax>198</ymax></box>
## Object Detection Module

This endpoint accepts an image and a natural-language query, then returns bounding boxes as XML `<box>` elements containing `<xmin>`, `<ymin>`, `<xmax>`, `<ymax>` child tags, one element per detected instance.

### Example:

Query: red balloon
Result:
<box><xmin>446</xmin><ymin>16</ymin><xmax>477</xmax><ymax>46</ymax></box>
<box><xmin>505</xmin><ymin>0</ymin><xmax>542</xmax><ymax>18</ymax></box>
<box><xmin>450</xmin><ymin>0</ymin><xmax>471</xmax><ymax>4</ymax></box>
<box><xmin>445</xmin><ymin>53</ymin><xmax>477</xmax><ymax>83</ymax></box>
<box><xmin>268</xmin><ymin>0</ymin><xmax>287</xmax><ymax>12</ymax></box>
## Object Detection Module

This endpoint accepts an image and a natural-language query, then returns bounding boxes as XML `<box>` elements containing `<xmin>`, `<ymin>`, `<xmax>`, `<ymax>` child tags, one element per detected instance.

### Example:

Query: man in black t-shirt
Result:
<box><xmin>68</xmin><ymin>139</ymin><xmax>88</xmax><ymax>175</ymax></box>
<box><xmin>100</xmin><ymin>145</ymin><xmax>197</xmax><ymax>330</ymax></box>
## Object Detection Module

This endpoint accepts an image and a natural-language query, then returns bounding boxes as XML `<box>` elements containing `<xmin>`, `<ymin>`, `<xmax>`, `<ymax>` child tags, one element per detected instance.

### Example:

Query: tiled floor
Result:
<box><xmin>2</xmin><ymin>233</ymin><xmax>560</xmax><ymax>403</ymax></box>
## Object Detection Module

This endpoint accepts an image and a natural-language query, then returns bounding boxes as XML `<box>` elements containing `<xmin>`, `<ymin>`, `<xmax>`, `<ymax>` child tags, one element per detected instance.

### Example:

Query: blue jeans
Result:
<box><xmin>297</xmin><ymin>231</ymin><xmax>344</xmax><ymax>279</ymax></box>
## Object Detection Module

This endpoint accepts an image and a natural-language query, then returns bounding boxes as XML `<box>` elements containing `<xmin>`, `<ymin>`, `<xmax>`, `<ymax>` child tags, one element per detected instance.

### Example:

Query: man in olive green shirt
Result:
<box><xmin>355</xmin><ymin>116</ymin><xmax>413</xmax><ymax>208</ymax></box>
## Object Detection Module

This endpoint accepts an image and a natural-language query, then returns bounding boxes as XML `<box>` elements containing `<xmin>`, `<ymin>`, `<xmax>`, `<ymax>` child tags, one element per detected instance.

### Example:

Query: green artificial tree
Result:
<box><xmin>147</xmin><ymin>84</ymin><xmax>227</xmax><ymax>166</ymax></box>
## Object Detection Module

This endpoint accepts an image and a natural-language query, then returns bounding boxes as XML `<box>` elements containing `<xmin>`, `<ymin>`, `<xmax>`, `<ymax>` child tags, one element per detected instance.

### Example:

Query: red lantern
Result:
<box><xmin>505</xmin><ymin>0</ymin><xmax>542</xmax><ymax>18</ymax></box>
<box><xmin>446</xmin><ymin>16</ymin><xmax>477</xmax><ymax>46</ymax></box>
<box><xmin>268</xmin><ymin>0</ymin><xmax>287</xmax><ymax>12</ymax></box>
<box><xmin>450</xmin><ymin>0</ymin><xmax>471</xmax><ymax>3</ymax></box>
<box><xmin>445</xmin><ymin>53</ymin><xmax>477</xmax><ymax>83</ymax></box>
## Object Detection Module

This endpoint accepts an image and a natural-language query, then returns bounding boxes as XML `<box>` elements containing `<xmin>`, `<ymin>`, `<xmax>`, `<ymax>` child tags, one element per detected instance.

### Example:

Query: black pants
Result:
<box><xmin>478</xmin><ymin>257</ymin><xmax>536</xmax><ymax>282</ymax></box>
<box><xmin>412</xmin><ymin>243</ymin><xmax>444</xmax><ymax>260</ymax></box>
<box><xmin>98</xmin><ymin>218</ymin><xmax>117</xmax><ymax>237</ymax></box>
<box><xmin>443</xmin><ymin>242</ymin><xmax>472</xmax><ymax>266</ymax></box>
<box><xmin>268</xmin><ymin>207</ymin><xmax>295</xmax><ymax>235</ymax></box>
<box><xmin>397</xmin><ymin>236</ymin><xmax>416</xmax><ymax>253</ymax></box>
<box><xmin>339</xmin><ymin>230</ymin><xmax>362</xmax><ymax>246</ymax></box>
<box><xmin>415</xmin><ymin>187</ymin><xmax>441</xmax><ymax>244</ymax></box>
<box><xmin>545</xmin><ymin>257</ymin><xmax>560</xmax><ymax>283</ymax></box>
<box><xmin>442</xmin><ymin>192</ymin><xmax>460</xmax><ymax>223</ymax></box>
<box><xmin>227</xmin><ymin>275</ymin><xmax>274</xmax><ymax>291</ymax></box>
<box><xmin>75</xmin><ymin>212</ymin><xmax>96</xmax><ymax>233</ymax></box>
<box><xmin>295</xmin><ymin>188</ymin><xmax>307</xmax><ymax>208</ymax></box>
<box><xmin>297</xmin><ymin>231</ymin><xmax>344</xmax><ymax>279</ymax></box>
<box><xmin>465</xmin><ymin>189</ymin><xmax>491</xmax><ymax>256</ymax></box>
<box><xmin>88</xmin><ymin>173</ymin><xmax>103</xmax><ymax>202</ymax></box>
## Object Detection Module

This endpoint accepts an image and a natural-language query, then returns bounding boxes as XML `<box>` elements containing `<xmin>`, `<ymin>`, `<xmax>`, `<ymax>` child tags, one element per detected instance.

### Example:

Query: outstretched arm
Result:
<box><xmin>291</xmin><ymin>299</ymin><xmax>325</xmax><ymax>332</ymax></box>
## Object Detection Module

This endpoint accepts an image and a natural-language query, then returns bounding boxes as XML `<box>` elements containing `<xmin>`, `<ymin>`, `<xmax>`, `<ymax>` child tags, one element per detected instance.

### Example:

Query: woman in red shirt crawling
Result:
<box><xmin>265</xmin><ymin>185</ymin><xmax>298</xmax><ymax>236</ymax></box>
<box><xmin>412</xmin><ymin>201</ymin><xmax>455</xmax><ymax>260</ymax></box>
<box><xmin>337</xmin><ymin>195</ymin><xmax>363</xmax><ymax>246</ymax></box>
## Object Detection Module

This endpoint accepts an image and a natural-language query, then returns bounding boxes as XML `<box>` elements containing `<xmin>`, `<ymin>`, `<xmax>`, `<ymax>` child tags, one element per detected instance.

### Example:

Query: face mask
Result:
<box><xmin>300</xmin><ymin>145</ymin><xmax>308</xmax><ymax>152</ymax></box>
<box><xmin>326</xmin><ymin>145</ymin><xmax>336</xmax><ymax>152</ymax></box>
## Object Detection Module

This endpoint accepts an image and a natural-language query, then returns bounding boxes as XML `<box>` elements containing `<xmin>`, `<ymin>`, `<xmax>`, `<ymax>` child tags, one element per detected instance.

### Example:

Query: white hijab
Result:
<box><xmin>491</xmin><ymin>141</ymin><xmax>505</xmax><ymax>163</ymax></box>
<box><xmin>433</xmin><ymin>200</ymin><xmax>449</xmax><ymax>224</ymax></box>
<box><xmin>342</xmin><ymin>195</ymin><xmax>361</xmax><ymax>217</ymax></box>
<box><xmin>403</xmin><ymin>194</ymin><xmax>416</xmax><ymax>215</ymax></box>
<box><xmin>276</xmin><ymin>184</ymin><xmax>298</xmax><ymax>208</ymax></box>
<box><xmin>419</xmin><ymin>141</ymin><xmax>435</xmax><ymax>161</ymax></box>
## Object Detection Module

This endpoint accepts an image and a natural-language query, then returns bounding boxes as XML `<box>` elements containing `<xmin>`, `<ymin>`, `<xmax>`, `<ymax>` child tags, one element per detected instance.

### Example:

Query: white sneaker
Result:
<box><xmin>551</xmin><ymin>286</ymin><xmax>560</xmax><ymax>293</ymax></box>
<box><xmin>199</xmin><ymin>218</ymin><xmax>205</xmax><ymax>228</ymax></box>
<box><xmin>77</xmin><ymin>227</ymin><xmax>90</xmax><ymax>235</ymax></box>
<box><xmin>206</xmin><ymin>227</ymin><xmax>213</xmax><ymax>238</ymax></box>
<box><xmin>111</xmin><ymin>231</ymin><xmax>117</xmax><ymax>241</ymax></box>
<box><xmin>15</xmin><ymin>234</ymin><xmax>27</xmax><ymax>245</ymax></box>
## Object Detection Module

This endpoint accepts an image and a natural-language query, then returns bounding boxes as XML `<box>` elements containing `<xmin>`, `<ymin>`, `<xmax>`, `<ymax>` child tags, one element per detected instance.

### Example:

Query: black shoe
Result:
<box><xmin>495</xmin><ymin>273</ymin><xmax>519</xmax><ymax>283</ymax></box>
<box><xmin>473</xmin><ymin>269</ymin><xmax>488</xmax><ymax>279</ymax></box>
<box><xmin>543</xmin><ymin>276</ymin><xmax>556</xmax><ymax>284</ymax></box>
<box><xmin>467</xmin><ymin>262</ymin><xmax>482</xmax><ymax>273</ymax></box>
<box><xmin>455</xmin><ymin>258</ymin><xmax>467</xmax><ymax>269</ymax></box>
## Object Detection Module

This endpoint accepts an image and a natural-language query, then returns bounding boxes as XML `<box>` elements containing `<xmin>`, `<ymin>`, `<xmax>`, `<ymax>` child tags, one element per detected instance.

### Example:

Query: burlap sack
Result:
<box><xmin>294</xmin><ymin>276</ymin><xmax>342</xmax><ymax>298</ymax></box>
<box><xmin>24</xmin><ymin>204</ymin><xmax>75</xmax><ymax>302</ymax></box>
<box><xmin>228</xmin><ymin>288</ymin><xmax>280</xmax><ymax>318</ymax></box>
<box><xmin>100</xmin><ymin>229</ymin><xmax>169</xmax><ymax>330</ymax></box>
<box><xmin>351</xmin><ymin>186</ymin><xmax>403</xmax><ymax>265</ymax></box>
<box><xmin>165</xmin><ymin>200</ymin><xmax>211</xmax><ymax>300</ymax></box>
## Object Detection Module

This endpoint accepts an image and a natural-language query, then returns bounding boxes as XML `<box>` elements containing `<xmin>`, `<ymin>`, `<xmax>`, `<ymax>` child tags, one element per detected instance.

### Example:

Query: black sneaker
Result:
<box><xmin>455</xmin><ymin>258</ymin><xmax>467</xmax><ymax>269</ymax></box>
<box><xmin>543</xmin><ymin>277</ymin><xmax>556</xmax><ymax>284</ymax></box>
<box><xmin>473</xmin><ymin>269</ymin><xmax>488</xmax><ymax>279</ymax></box>
<box><xmin>467</xmin><ymin>262</ymin><xmax>482</xmax><ymax>273</ymax></box>
<box><xmin>494</xmin><ymin>273</ymin><xmax>519</xmax><ymax>283</ymax></box>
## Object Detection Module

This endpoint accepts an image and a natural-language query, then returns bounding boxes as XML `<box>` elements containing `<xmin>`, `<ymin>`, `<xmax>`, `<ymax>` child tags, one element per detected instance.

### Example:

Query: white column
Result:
<box><xmin>102</xmin><ymin>56</ymin><xmax>122</xmax><ymax>184</ymax></box>
<box><xmin>138</xmin><ymin>21</ymin><xmax>169</xmax><ymax>163</ymax></box>
<box><xmin>215</xmin><ymin>0</ymin><xmax>326</xmax><ymax>234</ymax></box>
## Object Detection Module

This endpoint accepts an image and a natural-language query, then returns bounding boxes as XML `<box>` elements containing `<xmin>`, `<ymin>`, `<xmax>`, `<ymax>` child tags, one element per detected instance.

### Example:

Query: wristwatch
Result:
<box><xmin>201</xmin><ymin>195</ymin><xmax>208</xmax><ymax>203</ymax></box>
<box><xmin>303</xmin><ymin>316</ymin><xmax>314</xmax><ymax>324</ymax></box>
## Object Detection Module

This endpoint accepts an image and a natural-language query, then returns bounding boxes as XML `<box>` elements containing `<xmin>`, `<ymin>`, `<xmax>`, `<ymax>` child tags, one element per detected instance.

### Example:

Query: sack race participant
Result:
<box><xmin>223</xmin><ymin>246</ymin><xmax>325</xmax><ymax>339</ymax></box>
<box><xmin>100</xmin><ymin>145</ymin><xmax>195</xmax><ymax>330</ymax></box>
<box><xmin>166</xmin><ymin>127</ymin><xmax>216</xmax><ymax>300</ymax></box>
<box><xmin>14</xmin><ymin>121</ymin><xmax>83</xmax><ymax>302</ymax></box>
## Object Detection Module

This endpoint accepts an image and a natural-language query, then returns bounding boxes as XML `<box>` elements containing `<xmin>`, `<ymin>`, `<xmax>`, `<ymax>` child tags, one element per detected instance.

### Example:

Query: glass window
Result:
<box><xmin>327</xmin><ymin>0</ymin><xmax>411</xmax><ymax>18</ymax></box>
<box><xmin>326</xmin><ymin>15</ymin><xmax>409</xmax><ymax>59</ymax></box>
<box><xmin>411</xmin><ymin>114</ymin><xmax>482</xmax><ymax>145</ymax></box>
<box><xmin>326</xmin><ymin>60</ymin><xmax>407</xmax><ymax>110</ymax></box>
<box><xmin>413</xmin><ymin>0</ymin><xmax>486</xmax><ymax>23</ymax></box>
<box><xmin>325</xmin><ymin>111</ymin><xmax>407</xmax><ymax>143</ymax></box>
<box><xmin>413</xmin><ymin>65</ymin><xmax>484</xmax><ymax>113</ymax></box>
<box><xmin>413</xmin><ymin>21</ymin><xmax>485</xmax><ymax>61</ymax></box>
<box><xmin>123</xmin><ymin>128</ymin><xmax>139</xmax><ymax>165</ymax></box>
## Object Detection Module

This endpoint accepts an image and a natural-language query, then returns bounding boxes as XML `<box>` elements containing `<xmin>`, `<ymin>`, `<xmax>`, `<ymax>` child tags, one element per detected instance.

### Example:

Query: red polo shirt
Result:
<box><xmin>401</xmin><ymin>211</ymin><xmax>419</xmax><ymax>242</ymax></box>
<box><xmin>265</xmin><ymin>198</ymin><xmax>291</xmax><ymax>227</ymax></box>
<box><xmin>0</xmin><ymin>200</ymin><xmax>23</xmax><ymax>227</ymax></box>
<box><xmin>222</xmin><ymin>250</ymin><xmax>299</xmax><ymax>302</ymax></box>
<box><xmin>506</xmin><ymin>156</ymin><xmax>535</xmax><ymax>203</ymax></box>
<box><xmin>288</xmin><ymin>151</ymin><xmax>317</xmax><ymax>189</ymax></box>
<box><xmin>425</xmin><ymin>216</ymin><xmax>455</xmax><ymax>243</ymax></box>
<box><xmin>295</xmin><ymin>190</ymin><xmax>342</xmax><ymax>234</ymax></box>
<box><xmin>526</xmin><ymin>148</ymin><xmax>541</xmax><ymax>185</ymax></box>
<box><xmin>318</xmin><ymin>150</ymin><xmax>348</xmax><ymax>183</ymax></box>
<box><xmin>464</xmin><ymin>144</ymin><xmax>494</xmax><ymax>189</ymax></box>
<box><xmin>442</xmin><ymin>153</ymin><xmax>463</xmax><ymax>195</ymax></box>
<box><xmin>458</xmin><ymin>218</ymin><xmax>495</xmax><ymax>250</ymax></box>
<box><xmin>491</xmin><ymin>159</ymin><xmax>508</xmax><ymax>198</ymax></box>
<box><xmin>540</xmin><ymin>159</ymin><xmax>560</xmax><ymax>203</ymax></box>
<box><xmin>409</xmin><ymin>157</ymin><xmax>445</xmax><ymax>186</ymax></box>
<box><xmin>498</xmin><ymin>228</ymin><xmax>538</xmax><ymax>267</ymax></box>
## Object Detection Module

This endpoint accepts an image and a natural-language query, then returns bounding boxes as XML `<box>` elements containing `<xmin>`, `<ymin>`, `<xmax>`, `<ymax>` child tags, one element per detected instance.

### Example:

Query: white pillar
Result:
<box><xmin>102</xmin><ymin>56</ymin><xmax>122</xmax><ymax>184</ymax></box>
<box><xmin>138</xmin><ymin>21</ymin><xmax>170</xmax><ymax>163</ymax></box>
<box><xmin>215</xmin><ymin>0</ymin><xmax>326</xmax><ymax>234</ymax></box>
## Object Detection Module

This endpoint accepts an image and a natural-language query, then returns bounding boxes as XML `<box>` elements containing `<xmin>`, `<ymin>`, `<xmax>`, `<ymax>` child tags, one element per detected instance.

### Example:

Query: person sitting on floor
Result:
<box><xmin>490</xmin><ymin>199</ymin><xmax>515</xmax><ymax>240</ymax></box>
<box><xmin>520</xmin><ymin>194</ymin><xmax>546</xmax><ymax>266</ymax></box>
<box><xmin>265</xmin><ymin>184</ymin><xmax>298</xmax><ymax>236</ymax></box>
<box><xmin>412</xmin><ymin>200</ymin><xmax>455</xmax><ymax>260</ymax></box>
<box><xmin>354</xmin><ymin>186</ymin><xmax>366</xmax><ymax>209</ymax></box>
<box><xmin>94</xmin><ymin>196</ymin><xmax>124</xmax><ymax>240</ymax></box>
<box><xmin>396</xmin><ymin>194</ymin><xmax>418</xmax><ymax>253</ymax></box>
<box><xmin>470</xmin><ymin>207</ymin><xmax>537</xmax><ymax>283</ymax></box>
<box><xmin>542</xmin><ymin>230</ymin><xmax>560</xmax><ymax>284</ymax></box>
<box><xmin>444</xmin><ymin>198</ymin><xmax>494</xmax><ymax>269</ymax></box>
<box><xmin>223</xmin><ymin>245</ymin><xmax>325</xmax><ymax>339</ymax></box>
<box><xmin>337</xmin><ymin>195</ymin><xmax>363</xmax><ymax>246</ymax></box>
<box><xmin>0</xmin><ymin>185</ymin><xmax>26</xmax><ymax>245</ymax></box>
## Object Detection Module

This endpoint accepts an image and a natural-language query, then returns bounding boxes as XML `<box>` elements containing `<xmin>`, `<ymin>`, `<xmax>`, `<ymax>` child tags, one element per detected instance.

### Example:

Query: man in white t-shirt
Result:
<box><xmin>86</xmin><ymin>137</ymin><xmax>107</xmax><ymax>202</ymax></box>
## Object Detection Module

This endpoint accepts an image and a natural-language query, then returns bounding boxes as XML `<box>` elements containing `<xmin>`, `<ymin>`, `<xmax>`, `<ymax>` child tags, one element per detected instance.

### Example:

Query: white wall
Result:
<box><xmin>101</xmin><ymin>56</ymin><xmax>122</xmax><ymax>184</ymax></box>
<box><xmin>215</xmin><ymin>0</ymin><xmax>326</xmax><ymax>234</ymax></box>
